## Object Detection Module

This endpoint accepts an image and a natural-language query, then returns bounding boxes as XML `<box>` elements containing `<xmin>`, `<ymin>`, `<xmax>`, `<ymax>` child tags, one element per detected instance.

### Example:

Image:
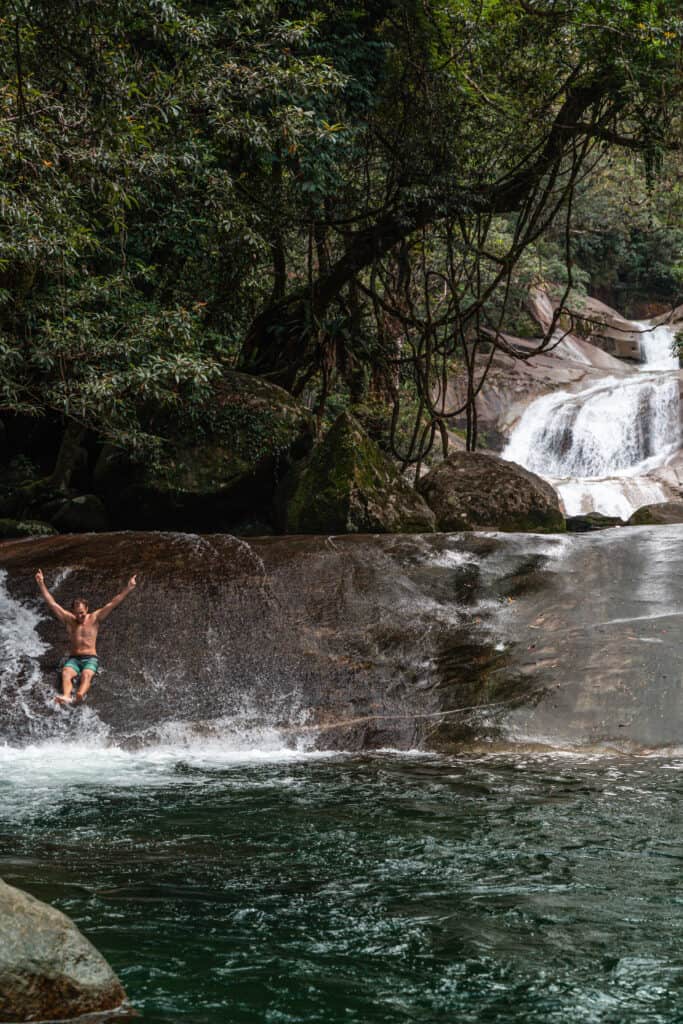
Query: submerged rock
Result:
<box><xmin>95</xmin><ymin>371</ymin><xmax>314</xmax><ymax>531</ymax></box>
<box><xmin>566</xmin><ymin>512</ymin><xmax>625</xmax><ymax>532</ymax></box>
<box><xmin>0</xmin><ymin>878</ymin><xmax>125</xmax><ymax>1021</ymax></box>
<box><xmin>280</xmin><ymin>412</ymin><xmax>436</xmax><ymax>534</ymax></box>
<box><xmin>628</xmin><ymin>501</ymin><xmax>683</xmax><ymax>526</ymax></box>
<box><xmin>417</xmin><ymin>451</ymin><xmax>564</xmax><ymax>533</ymax></box>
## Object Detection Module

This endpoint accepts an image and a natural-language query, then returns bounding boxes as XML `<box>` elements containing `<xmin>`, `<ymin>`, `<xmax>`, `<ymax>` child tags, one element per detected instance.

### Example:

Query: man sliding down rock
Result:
<box><xmin>35</xmin><ymin>569</ymin><xmax>137</xmax><ymax>705</ymax></box>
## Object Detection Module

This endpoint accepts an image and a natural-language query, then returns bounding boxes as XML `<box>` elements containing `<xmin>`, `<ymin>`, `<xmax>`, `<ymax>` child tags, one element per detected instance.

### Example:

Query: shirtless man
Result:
<box><xmin>35</xmin><ymin>569</ymin><xmax>137</xmax><ymax>705</ymax></box>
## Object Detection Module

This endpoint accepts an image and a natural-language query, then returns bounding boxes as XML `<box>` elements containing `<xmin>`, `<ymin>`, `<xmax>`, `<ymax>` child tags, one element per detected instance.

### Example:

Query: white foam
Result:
<box><xmin>0</xmin><ymin>734</ymin><xmax>339</xmax><ymax>801</ymax></box>
<box><xmin>635</xmin><ymin>322</ymin><xmax>679</xmax><ymax>371</ymax></box>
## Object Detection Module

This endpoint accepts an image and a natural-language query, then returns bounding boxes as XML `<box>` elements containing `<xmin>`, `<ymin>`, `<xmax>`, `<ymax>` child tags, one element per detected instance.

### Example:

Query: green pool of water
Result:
<box><xmin>2</xmin><ymin>743</ymin><xmax>683</xmax><ymax>1023</ymax></box>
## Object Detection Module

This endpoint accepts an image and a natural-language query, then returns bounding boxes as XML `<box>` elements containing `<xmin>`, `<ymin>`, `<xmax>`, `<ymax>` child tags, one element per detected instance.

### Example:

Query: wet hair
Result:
<box><xmin>71</xmin><ymin>597</ymin><xmax>89</xmax><ymax>611</ymax></box>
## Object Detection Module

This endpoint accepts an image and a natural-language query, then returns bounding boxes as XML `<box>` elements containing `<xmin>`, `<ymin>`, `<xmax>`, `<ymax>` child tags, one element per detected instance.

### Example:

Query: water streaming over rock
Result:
<box><xmin>3</xmin><ymin>527</ymin><xmax>683</xmax><ymax>755</ymax></box>
<box><xmin>503</xmin><ymin>323</ymin><xmax>681</xmax><ymax>517</ymax></box>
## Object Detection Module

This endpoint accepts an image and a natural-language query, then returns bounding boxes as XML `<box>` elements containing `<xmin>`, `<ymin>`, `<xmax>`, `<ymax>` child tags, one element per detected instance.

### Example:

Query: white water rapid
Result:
<box><xmin>503</xmin><ymin>323</ymin><xmax>681</xmax><ymax>519</ymax></box>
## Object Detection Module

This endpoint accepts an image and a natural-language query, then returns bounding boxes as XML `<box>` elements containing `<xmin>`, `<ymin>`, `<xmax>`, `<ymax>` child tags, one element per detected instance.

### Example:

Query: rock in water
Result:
<box><xmin>566</xmin><ymin>512</ymin><xmax>625</xmax><ymax>532</ymax></box>
<box><xmin>628</xmin><ymin>501</ymin><xmax>683</xmax><ymax>526</ymax></box>
<box><xmin>417</xmin><ymin>451</ymin><xmax>564</xmax><ymax>533</ymax></box>
<box><xmin>281</xmin><ymin>412</ymin><xmax>436</xmax><ymax>534</ymax></box>
<box><xmin>0</xmin><ymin>878</ymin><xmax>126</xmax><ymax>1021</ymax></box>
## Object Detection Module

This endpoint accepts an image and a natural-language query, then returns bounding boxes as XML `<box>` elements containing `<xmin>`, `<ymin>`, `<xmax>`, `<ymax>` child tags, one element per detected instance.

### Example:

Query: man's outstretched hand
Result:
<box><xmin>35</xmin><ymin>569</ymin><xmax>44</xmax><ymax>585</ymax></box>
<box><xmin>128</xmin><ymin>574</ymin><xmax>138</xmax><ymax>590</ymax></box>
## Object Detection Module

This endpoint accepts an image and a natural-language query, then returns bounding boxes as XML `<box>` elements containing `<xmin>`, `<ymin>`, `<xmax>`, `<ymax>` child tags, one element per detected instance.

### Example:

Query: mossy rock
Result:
<box><xmin>95</xmin><ymin>372</ymin><xmax>314</xmax><ymax>531</ymax></box>
<box><xmin>281</xmin><ymin>412</ymin><xmax>436</xmax><ymax>534</ymax></box>
<box><xmin>0</xmin><ymin>518</ymin><xmax>57</xmax><ymax>539</ymax></box>
<box><xmin>417</xmin><ymin>451</ymin><xmax>565</xmax><ymax>534</ymax></box>
<box><xmin>566</xmin><ymin>512</ymin><xmax>624</xmax><ymax>532</ymax></box>
<box><xmin>627</xmin><ymin>502</ymin><xmax>683</xmax><ymax>526</ymax></box>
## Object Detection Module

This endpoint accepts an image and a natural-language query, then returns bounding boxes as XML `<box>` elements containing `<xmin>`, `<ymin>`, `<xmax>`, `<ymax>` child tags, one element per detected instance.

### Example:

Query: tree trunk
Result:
<box><xmin>49</xmin><ymin>423</ymin><xmax>85</xmax><ymax>493</ymax></box>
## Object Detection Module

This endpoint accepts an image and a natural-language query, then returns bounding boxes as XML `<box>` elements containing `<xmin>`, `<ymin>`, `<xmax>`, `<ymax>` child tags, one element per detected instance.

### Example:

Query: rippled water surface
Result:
<box><xmin>3</xmin><ymin>744</ymin><xmax>683</xmax><ymax>1023</ymax></box>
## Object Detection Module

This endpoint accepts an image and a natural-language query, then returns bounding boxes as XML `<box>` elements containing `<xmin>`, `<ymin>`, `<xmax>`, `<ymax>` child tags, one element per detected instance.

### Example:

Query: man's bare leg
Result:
<box><xmin>75</xmin><ymin>669</ymin><xmax>95</xmax><ymax>703</ymax></box>
<box><xmin>56</xmin><ymin>667</ymin><xmax>78</xmax><ymax>705</ymax></box>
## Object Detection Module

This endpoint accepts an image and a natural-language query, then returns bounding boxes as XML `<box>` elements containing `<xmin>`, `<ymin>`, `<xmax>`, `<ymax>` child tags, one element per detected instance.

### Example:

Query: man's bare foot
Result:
<box><xmin>55</xmin><ymin>694</ymin><xmax>73</xmax><ymax>706</ymax></box>
<box><xmin>75</xmin><ymin>692</ymin><xmax>87</xmax><ymax>703</ymax></box>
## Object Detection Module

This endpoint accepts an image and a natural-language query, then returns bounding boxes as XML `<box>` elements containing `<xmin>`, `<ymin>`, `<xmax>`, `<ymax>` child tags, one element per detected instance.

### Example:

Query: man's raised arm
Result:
<box><xmin>35</xmin><ymin>569</ymin><xmax>72</xmax><ymax>623</ymax></box>
<box><xmin>95</xmin><ymin>575</ymin><xmax>138</xmax><ymax>621</ymax></box>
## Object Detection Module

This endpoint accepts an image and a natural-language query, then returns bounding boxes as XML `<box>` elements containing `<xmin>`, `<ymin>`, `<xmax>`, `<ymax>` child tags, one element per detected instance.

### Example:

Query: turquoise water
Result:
<box><xmin>2</xmin><ymin>743</ymin><xmax>683</xmax><ymax>1023</ymax></box>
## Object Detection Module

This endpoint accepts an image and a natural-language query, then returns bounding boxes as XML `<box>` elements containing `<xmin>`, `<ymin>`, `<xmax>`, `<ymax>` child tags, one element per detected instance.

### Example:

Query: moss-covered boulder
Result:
<box><xmin>95</xmin><ymin>372</ymin><xmax>314</xmax><ymax>531</ymax></box>
<box><xmin>566</xmin><ymin>511</ymin><xmax>625</xmax><ymax>532</ymax></box>
<box><xmin>280</xmin><ymin>412</ymin><xmax>435</xmax><ymax>534</ymax></box>
<box><xmin>417</xmin><ymin>452</ymin><xmax>565</xmax><ymax>533</ymax></box>
<box><xmin>627</xmin><ymin>502</ymin><xmax>683</xmax><ymax>526</ymax></box>
<box><xmin>0</xmin><ymin>518</ymin><xmax>56</xmax><ymax>539</ymax></box>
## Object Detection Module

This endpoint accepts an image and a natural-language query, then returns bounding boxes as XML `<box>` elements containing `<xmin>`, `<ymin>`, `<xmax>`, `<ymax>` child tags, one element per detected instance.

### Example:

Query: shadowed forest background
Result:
<box><xmin>0</xmin><ymin>0</ymin><xmax>681</xmax><ymax>535</ymax></box>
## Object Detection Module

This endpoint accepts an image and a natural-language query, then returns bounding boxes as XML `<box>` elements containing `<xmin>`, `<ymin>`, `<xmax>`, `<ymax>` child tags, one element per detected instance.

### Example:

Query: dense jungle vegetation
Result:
<box><xmin>0</xmin><ymin>0</ymin><xmax>681</xmax><ymax>521</ymax></box>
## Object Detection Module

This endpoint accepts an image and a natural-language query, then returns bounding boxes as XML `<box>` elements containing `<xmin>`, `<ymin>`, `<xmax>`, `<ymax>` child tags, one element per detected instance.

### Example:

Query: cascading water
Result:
<box><xmin>503</xmin><ymin>322</ymin><xmax>681</xmax><ymax>518</ymax></box>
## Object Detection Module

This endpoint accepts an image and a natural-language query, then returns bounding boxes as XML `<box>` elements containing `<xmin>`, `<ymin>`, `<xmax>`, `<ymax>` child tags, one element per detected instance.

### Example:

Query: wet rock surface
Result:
<box><xmin>417</xmin><ymin>452</ymin><xmax>565</xmax><ymax>533</ymax></box>
<box><xmin>0</xmin><ymin>878</ymin><xmax>125</xmax><ymax>1021</ymax></box>
<box><xmin>0</xmin><ymin>530</ymin><xmax>540</xmax><ymax>751</ymax></box>
<box><xmin>3</xmin><ymin>526</ymin><xmax>683</xmax><ymax>751</ymax></box>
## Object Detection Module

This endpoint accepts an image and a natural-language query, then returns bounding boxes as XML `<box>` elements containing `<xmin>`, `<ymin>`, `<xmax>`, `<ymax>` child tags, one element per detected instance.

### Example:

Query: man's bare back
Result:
<box><xmin>35</xmin><ymin>570</ymin><xmax>137</xmax><ymax>704</ymax></box>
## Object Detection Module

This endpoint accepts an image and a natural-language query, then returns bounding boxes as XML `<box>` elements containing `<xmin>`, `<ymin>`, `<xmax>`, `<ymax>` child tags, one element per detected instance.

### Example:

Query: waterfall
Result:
<box><xmin>503</xmin><ymin>323</ymin><xmax>681</xmax><ymax>518</ymax></box>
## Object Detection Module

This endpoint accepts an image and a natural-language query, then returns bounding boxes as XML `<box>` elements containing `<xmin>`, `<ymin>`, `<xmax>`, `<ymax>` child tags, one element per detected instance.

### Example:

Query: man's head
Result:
<box><xmin>71</xmin><ymin>598</ymin><xmax>89</xmax><ymax>623</ymax></box>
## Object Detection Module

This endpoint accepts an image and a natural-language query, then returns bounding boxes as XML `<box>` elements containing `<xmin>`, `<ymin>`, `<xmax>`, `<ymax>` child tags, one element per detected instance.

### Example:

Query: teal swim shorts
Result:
<box><xmin>64</xmin><ymin>655</ymin><xmax>99</xmax><ymax>677</ymax></box>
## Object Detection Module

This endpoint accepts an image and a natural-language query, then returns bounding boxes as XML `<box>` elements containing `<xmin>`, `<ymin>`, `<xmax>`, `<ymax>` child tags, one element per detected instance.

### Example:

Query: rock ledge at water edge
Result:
<box><xmin>628</xmin><ymin>501</ymin><xmax>683</xmax><ymax>526</ymax></box>
<box><xmin>0</xmin><ymin>878</ymin><xmax>126</xmax><ymax>1022</ymax></box>
<box><xmin>417</xmin><ymin>451</ymin><xmax>565</xmax><ymax>533</ymax></box>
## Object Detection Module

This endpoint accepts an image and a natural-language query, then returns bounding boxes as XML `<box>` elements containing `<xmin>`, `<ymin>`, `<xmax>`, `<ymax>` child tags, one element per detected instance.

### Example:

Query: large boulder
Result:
<box><xmin>628</xmin><ymin>502</ymin><xmax>683</xmax><ymax>526</ymax></box>
<box><xmin>417</xmin><ymin>452</ymin><xmax>565</xmax><ymax>533</ymax></box>
<box><xmin>280</xmin><ymin>412</ymin><xmax>436</xmax><ymax>534</ymax></box>
<box><xmin>50</xmin><ymin>494</ymin><xmax>109</xmax><ymax>533</ymax></box>
<box><xmin>0</xmin><ymin>879</ymin><xmax>126</xmax><ymax>1021</ymax></box>
<box><xmin>94</xmin><ymin>371</ymin><xmax>314</xmax><ymax>531</ymax></box>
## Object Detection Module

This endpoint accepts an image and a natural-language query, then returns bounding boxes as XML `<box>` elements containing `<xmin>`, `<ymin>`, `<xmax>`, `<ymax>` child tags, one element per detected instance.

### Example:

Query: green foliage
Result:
<box><xmin>0</xmin><ymin>0</ymin><xmax>680</xmax><ymax>471</ymax></box>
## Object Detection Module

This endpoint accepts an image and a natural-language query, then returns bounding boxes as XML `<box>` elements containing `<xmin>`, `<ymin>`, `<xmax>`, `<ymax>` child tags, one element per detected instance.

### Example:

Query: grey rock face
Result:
<box><xmin>0</xmin><ymin>878</ymin><xmax>126</xmax><ymax>1022</ymax></box>
<box><xmin>417</xmin><ymin>451</ymin><xmax>565</xmax><ymax>533</ymax></box>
